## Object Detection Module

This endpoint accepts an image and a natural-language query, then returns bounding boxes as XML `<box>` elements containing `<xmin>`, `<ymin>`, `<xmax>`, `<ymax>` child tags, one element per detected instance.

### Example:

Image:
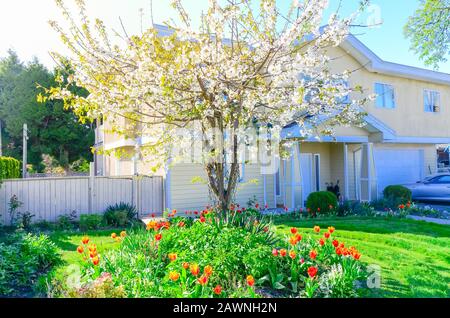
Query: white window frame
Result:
<box><xmin>374</xmin><ymin>82</ymin><xmax>396</xmax><ymax>109</ymax></box>
<box><xmin>423</xmin><ymin>89</ymin><xmax>441</xmax><ymax>113</ymax></box>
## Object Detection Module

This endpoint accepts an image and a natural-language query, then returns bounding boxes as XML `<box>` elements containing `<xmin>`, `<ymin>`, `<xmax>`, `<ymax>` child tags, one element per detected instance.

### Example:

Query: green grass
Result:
<box><xmin>274</xmin><ymin>216</ymin><xmax>450</xmax><ymax>298</ymax></box>
<box><xmin>48</xmin><ymin>228</ymin><xmax>122</xmax><ymax>265</ymax></box>
<box><xmin>36</xmin><ymin>217</ymin><xmax>450</xmax><ymax>298</ymax></box>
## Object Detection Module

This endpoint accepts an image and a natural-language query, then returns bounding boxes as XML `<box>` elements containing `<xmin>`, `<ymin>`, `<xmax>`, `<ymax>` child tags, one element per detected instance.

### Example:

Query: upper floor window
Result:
<box><xmin>375</xmin><ymin>83</ymin><xmax>396</xmax><ymax>109</ymax></box>
<box><xmin>424</xmin><ymin>90</ymin><xmax>440</xmax><ymax>113</ymax></box>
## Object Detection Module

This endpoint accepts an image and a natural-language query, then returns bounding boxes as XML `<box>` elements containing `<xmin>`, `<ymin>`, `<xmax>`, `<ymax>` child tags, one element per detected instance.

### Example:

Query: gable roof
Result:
<box><xmin>340</xmin><ymin>34</ymin><xmax>450</xmax><ymax>86</ymax></box>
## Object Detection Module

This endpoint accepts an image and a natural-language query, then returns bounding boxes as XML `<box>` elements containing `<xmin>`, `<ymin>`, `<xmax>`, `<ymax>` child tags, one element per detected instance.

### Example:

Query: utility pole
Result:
<box><xmin>22</xmin><ymin>123</ymin><xmax>28</xmax><ymax>178</ymax></box>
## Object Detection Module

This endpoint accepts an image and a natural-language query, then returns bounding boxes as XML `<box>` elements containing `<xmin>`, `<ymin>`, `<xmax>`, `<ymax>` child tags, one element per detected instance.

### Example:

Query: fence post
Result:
<box><xmin>88</xmin><ymin>162</ymin><xmax>95</xmax><ymax>214</ymax></box>
<box><xmin>134</xmin><ymin>176</ymin><xmax>140</xmax><ymax>218</ymax></box>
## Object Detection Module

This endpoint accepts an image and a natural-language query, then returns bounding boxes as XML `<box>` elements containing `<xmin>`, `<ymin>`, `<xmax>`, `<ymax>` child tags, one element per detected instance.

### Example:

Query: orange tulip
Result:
<box><xmin>182</xmin><ymin>262</ymin><xmax>190</xmax><ymax>270</ymax></box>
<box><xmin>92</xmin><ymin>256</ymin><xmax>99</xmax><ymax>266</ymax></box>
<box><xmin>168</xmin><ymin>253</ymin><xmax>177</xmax><ymax>262</ymax></box>
<box><xmin>289</xmin><ymin>250</ymin><xmax>297</xmax><ymax>259</ymax></box>
<box><xmin>155</xmin><ymin>233</ymin><xmax>162</xmax><ymax>241</ymax></box>
<box><xmin>77</xmin><ymin>246</ymin><xmax>84</xmax><ymax>254</ymax></box>
<box><xmin>289</xmin><ymin>236</ymin><xmax>298</xmax><ymax>246</ymax></box>
<box><xmin>190</xmin><ymin>263</ymin><xmax>200</xmax><ymax>276</ymax></box>
<box><xmin>120</xmin><ymin>231</ymin><xmax>126</xmax><ymax>238</ymax></box>
<box><xmin>246</xmin><ymin>275</ymin><xmax>255</xmax><ymax>287</ymax></box>
<box><xmin>169</xmin><ymin>271</ymin><xmax>180</xmax><ymax>282</ymax></box>
<box><xmin>111</xmin><ymin>233</ymin><xmax>117</xmax><ymax>239</ymax></box>
<box><xmin>81</xmin><ymin>236</ymin><xmax>89</xmax><ymax>244</ymax></box>
<box><xmin>204</xmin><ymin>265</ymin><xmax>213</xmax><ymax>277</ymax></box>
<box><xmin>313</xmin><ymin>226</ymin><xmax>320</xmax><ymax>233</ymax></box>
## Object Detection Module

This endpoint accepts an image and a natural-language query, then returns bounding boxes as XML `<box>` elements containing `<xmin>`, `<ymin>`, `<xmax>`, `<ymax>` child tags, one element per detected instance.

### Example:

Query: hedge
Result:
<box><xmin>383</xmin><ymin>185</ymin><xmax>412</xmax><ymax>203</ymax></box>
<box><xmin>0</xmin><ymin>157</ymin><xmax>21</xmax><ymax>180</ymax></box>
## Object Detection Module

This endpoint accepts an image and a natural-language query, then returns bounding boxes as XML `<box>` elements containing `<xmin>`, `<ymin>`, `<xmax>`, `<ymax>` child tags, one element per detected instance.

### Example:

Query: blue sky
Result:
<box><xmin>0</xmin><ymin>0</ymin><xmax>448</xmax><ymax>73</ymax></box>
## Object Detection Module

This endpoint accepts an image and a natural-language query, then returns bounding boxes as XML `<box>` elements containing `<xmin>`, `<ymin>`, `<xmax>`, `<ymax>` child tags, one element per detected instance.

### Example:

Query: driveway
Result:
<box><xmin>415</xmin><ymin>202</ymin><xmax>450</xmax><ymax>213</ymax></box>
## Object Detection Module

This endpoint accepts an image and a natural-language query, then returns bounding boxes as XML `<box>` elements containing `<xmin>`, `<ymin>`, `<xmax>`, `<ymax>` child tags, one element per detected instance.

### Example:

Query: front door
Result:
<box><xmin>300</xmin><ymin>153</ymin><xmax>313</xmax><ymax>207</ymax></box>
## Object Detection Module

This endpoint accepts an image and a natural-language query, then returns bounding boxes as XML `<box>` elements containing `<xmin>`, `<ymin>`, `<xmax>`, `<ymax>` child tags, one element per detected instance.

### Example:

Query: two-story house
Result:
<box><xmin>94</xmin><ymin>25</ymin><xmax>450</xmax><ymax>213</ymax></box>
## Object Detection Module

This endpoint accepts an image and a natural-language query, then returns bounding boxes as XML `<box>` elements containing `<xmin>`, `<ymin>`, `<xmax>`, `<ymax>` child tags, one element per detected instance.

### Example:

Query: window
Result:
<box><xmin>430</xmin><ymin>175</ymin><xmax>450</xmax><ymax>184</ymax></box>
<box><xmin>314</xmin><ymin>154</ymin><xmax>321</xmax><ymax>191</ymax></box>
<box><xmin>275</xmin><ymin>170</ymin><xmax>280</xmax><ymax>195</ymax></box>
<box><xmin>336</xmin><ymin>80</ymin><xmax>350</xmax><ymax>104</ymax></box>
<box><xmin>424</xmin><ymin>90</ymin><xmax>440</xmax><ymax>113</ymax></box>
<box><xmin>375</xmin><ymin>83</ymin><xmax>396</xmax><ymax>109</ymax></box>
<box><xmin>239</xmin><ymin>163</ymin><xmax>245</xmax><ymax>183</ymax></box>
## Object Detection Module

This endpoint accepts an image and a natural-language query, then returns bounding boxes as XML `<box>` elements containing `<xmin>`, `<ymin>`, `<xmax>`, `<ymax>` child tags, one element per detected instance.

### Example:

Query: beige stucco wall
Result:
<box><xmin>327</xmin><ymin>46</ymin><xmax>450</xmax><ymax>138</ymax></box>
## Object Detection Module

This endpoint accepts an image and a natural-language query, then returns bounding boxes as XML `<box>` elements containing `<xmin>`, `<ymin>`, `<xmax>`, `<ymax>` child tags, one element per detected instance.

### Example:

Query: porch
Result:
<box><xmin>267</xmin><ymin>141</ymin><xmax>377</xmax><ymax>211</ymax></box>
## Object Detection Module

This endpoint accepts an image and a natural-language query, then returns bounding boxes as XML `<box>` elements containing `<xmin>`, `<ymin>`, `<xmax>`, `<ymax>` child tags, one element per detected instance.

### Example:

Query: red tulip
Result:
<box><xmin>214</xmin><ymin>285</ymin><xmax>222</xmax><ymax>295</ymax></box>
<box><xmin>198</xmin><ymin>275</ymin><xmax>208</xmax><ymax>285</ymax></box>
<box><xmin>307</xmin><ymin>266</ymin><xmax>318</xmax><ymax>278</ymax></box>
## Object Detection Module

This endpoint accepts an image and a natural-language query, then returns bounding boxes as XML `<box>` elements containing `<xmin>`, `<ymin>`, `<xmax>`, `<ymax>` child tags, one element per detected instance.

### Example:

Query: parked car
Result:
<box><xmin>403</xmin><ymin>174</ymin><xmax>450</xmax><ymax>202</ymax></box>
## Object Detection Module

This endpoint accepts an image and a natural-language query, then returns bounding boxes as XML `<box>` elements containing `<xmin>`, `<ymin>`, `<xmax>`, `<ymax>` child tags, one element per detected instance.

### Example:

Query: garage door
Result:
<box><xmin>374</xmin><ymin>149</ymin><xmax>424</xmax><ymax>196</ymax></box>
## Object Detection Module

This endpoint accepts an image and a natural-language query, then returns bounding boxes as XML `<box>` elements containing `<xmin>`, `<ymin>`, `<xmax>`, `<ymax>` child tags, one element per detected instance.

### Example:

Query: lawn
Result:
<box><xmin>275</xmin><ymin>216</ymin><xmax>450</xmax><ymax>298</ymax></box>
<box><xmin>41</xmin><ymin>217</ymin><xmax>450</xmax><ymax>298</ymax></box>
<box><xmin>48</xmin><ymin>229</ymin><xmax>122</xmax><ymax>266</ymax></box>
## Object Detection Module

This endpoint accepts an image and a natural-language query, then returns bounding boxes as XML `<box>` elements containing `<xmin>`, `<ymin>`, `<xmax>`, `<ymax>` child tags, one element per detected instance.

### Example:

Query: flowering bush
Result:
<box><xmin>265</xmin><ymin>225</ymin><xmax>366</xmax><ymax>297</ymax></box>
<box><xmin>69</xmin><ymin>206</ymin><xmax>366</xmax><ymax>298</ymax></box>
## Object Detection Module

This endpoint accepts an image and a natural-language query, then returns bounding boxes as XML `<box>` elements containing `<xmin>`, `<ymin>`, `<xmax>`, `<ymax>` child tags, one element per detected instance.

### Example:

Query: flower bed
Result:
<box><xmin>64</xmin><ymin>208</ymin><xmax>367</xmax><ymax>298</ymax></box>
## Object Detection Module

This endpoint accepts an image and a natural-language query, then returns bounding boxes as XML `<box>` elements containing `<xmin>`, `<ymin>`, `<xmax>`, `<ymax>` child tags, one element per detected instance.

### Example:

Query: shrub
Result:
<box><xmin>16</xmin><ymin>211</ymin><xmax>35</xmax><ymax>231</ymax></box>
<box><xmin>103</xmin><ymin>202</ymin><xmax>137</xmax><ymax>227</ymax></box>
<box><xmin>306</xmin><ymin>191</ymin><xmax>338</xmax><ymax>216</ymax></box>
<box><xmin>79</xmin><ymin>214</ymin><xmax>104</xmax><ymax>230</ymax></box>
<box><xmin>0</xmin><ymin>233</ymin><xmax>62</xmax><ymax>296</ymax></box>
<box><xmin>8</xmin><ymin>195</ymin><xmax>22</xmax><ymax>226</ymax></box>
<box><xmin>56</xmin><ymin>211</ymin><xmax>78</xmax><ymax>231</ymax></box>
<box><xmin>0</xmin><ymin>157</ymin><xmax>20</xmax><ymax>180</ymax></box>
<box><xmin>383</xmin><ymin>185</ymin><xmax>412</xmax><ymax>203</ymax></box>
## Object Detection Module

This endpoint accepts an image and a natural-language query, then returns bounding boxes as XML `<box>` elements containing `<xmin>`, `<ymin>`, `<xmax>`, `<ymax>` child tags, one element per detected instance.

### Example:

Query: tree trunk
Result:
<box><xmin>202</xmin><ymin>117</ymin><xmax>240</xmax><ymax>214</ymax></box>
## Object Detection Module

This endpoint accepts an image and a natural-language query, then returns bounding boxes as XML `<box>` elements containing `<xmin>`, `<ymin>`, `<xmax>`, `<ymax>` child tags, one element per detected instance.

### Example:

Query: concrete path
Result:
<box><xmin>407</xmin><ymin>215</ymin><xmax>450</xmax><ymax>225</ymax></box>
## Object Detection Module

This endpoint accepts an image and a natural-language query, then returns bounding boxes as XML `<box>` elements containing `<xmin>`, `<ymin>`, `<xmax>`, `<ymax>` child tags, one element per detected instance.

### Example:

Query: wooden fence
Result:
<box><xmin>0</xmin><ymin>175</ymin><xmax>164</xmax><ymax>224</ymax></box>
